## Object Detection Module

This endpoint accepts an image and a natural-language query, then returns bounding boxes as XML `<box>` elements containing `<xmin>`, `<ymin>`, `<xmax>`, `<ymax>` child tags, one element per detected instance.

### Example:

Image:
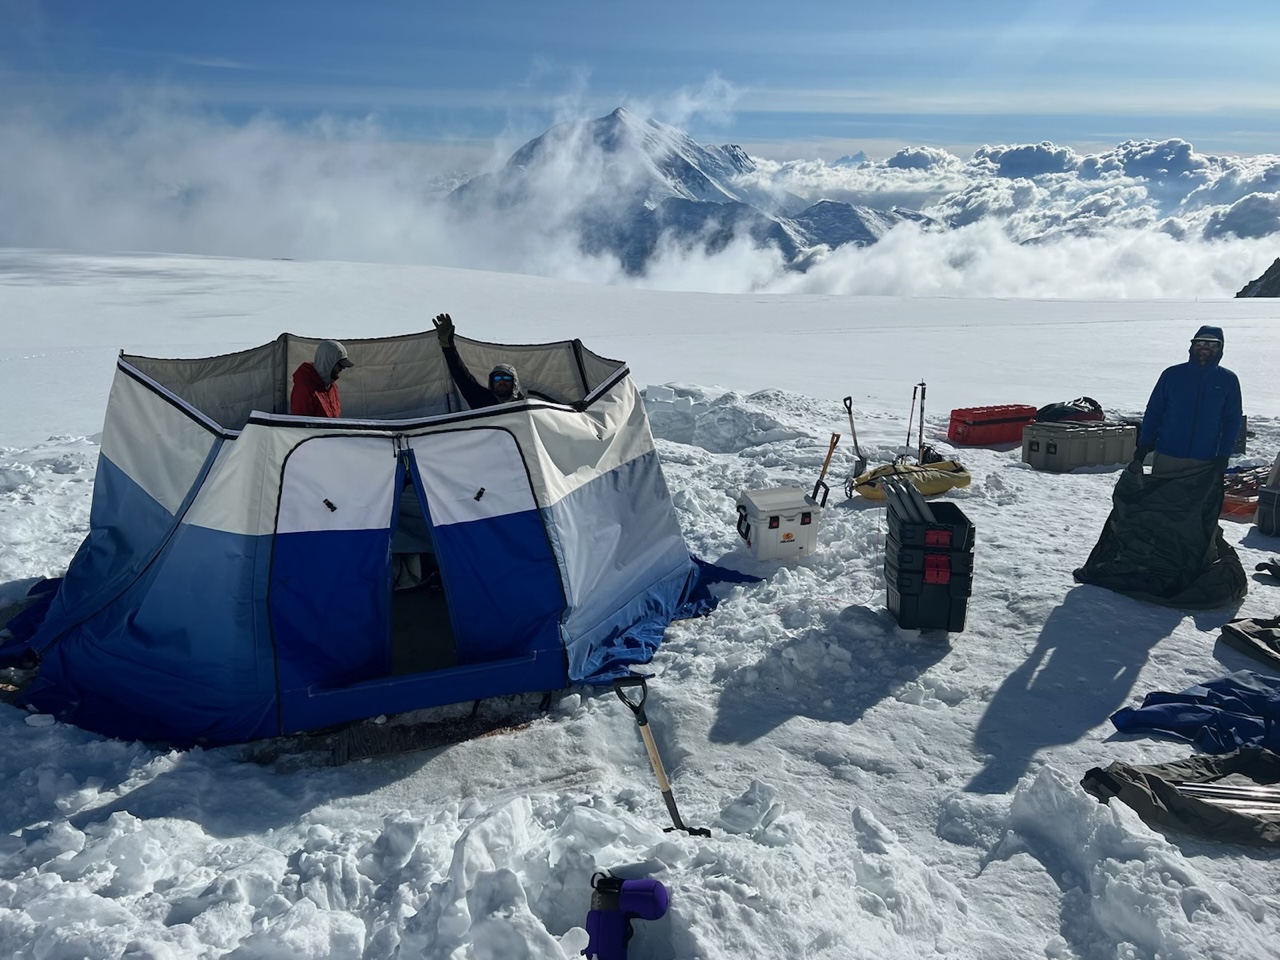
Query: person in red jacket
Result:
<box><xmin>290</xmin><ymin>340</ymin><xmax>354</xmax><ymax>417</ymax></box>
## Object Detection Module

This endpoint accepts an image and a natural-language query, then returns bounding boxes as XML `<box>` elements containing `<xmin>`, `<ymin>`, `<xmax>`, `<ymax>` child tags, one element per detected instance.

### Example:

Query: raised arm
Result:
<box><xmin>434</xmin><ymin>313</ymin><xmax>494</xmax><ymax>409</ymax></box>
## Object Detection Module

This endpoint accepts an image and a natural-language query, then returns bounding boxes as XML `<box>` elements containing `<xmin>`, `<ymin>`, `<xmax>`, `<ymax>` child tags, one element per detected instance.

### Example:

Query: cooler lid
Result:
<box><xmin>737</xmin><ymin>486</ymin><xmax>816</xmax><ymax>513</ymax></box>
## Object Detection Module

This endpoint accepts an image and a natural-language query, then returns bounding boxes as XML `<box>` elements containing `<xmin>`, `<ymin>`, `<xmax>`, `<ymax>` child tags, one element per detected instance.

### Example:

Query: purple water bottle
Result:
<box><xmin>583</xmin><ymin>872</ymin><xmax>669</xmax><ymax>959</ymax></box>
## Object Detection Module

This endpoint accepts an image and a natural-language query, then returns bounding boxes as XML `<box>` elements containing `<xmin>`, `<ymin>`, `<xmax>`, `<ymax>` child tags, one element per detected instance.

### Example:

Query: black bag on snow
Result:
<box><xmin>1072</xmin><ymin>460</ymin><xmax>1247</xmax><ymax>609</ymax></box>
<box><xmin>1036</xmin><ymin>396</ymin><xmax>1104</xmax><ymax>423</ymax></box>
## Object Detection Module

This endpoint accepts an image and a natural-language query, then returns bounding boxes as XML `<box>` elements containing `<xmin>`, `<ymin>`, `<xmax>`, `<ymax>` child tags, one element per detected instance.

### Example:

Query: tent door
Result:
<box><xmin>269</xmin><ymin>435</ymin><xmax>399</xmax><ymax>704</ymax></box>
<box><xmin>405</xmin><ymin>429</ymin><xmax>567</xmax><ymax>668</ymax></box>
<box><xmin>389</xmin><ymin>453</ymin><xmax>457</xmax><ymax>674</ymax></box>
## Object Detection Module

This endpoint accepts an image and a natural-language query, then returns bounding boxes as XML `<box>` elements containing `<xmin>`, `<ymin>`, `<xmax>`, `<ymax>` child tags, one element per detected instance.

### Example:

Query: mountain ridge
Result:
<box><xmin>447</xmin><ymin>108</ymin><xmax>934</xmax><ymax>273</ymax></box>
<box><xmin>1236</xmin><ymin>257</ymin><xmax>1280</xmax><ymax>297</ymax></box>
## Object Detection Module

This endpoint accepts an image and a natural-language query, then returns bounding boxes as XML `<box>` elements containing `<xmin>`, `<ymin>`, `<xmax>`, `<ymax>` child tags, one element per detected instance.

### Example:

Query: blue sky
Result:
<box><xmin>3</xmin><ymin>0</ymin><xmax>1279</xmax><ymax>160</ymax></box>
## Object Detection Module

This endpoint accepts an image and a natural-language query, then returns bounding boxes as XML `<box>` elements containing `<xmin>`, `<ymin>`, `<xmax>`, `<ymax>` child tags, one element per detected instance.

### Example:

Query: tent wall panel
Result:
<box><xmin>577</xmin><ymin>344</ymin><xmax>627</xmax><ymax>394</ymax></box>
<box><xmin>31</xmin><ymin>441</ymin><xmax>221</xmax><ymax>659</ymax></box>
<box><xmin>566</xmin><ymin>560</ymin><xmax>698</xmax><ymax>683</ymax></box>
<box><xmin>451</xmin><ymin>338</ymin><xmax>585</xmax><ymax>405</ymax></box>
<box><xmin>102</xmin><ymin>371</ymin><xmax>220</xmax><ymax>514</ymax></box>
<box><xmin>521</xmin><ymin>379</ymin><xmax>655</xmax><ymax>508</ymax></box>
<box><xmin>28</xmin><ymin>524</ymin><xmax>279</xmax><ymax>744</ymax></box>
<box><xmin>548</xmin><ymin>450</ymin><xmax>693</xmax><ymax>681</ymax></box>
<box><xmin>185</xmin><ymin>425</ymin><xmax>335</xmax><ymax>537</ymax></box>
<box><xmin>286</xmin><ymin>332</ymin><xmax>458</xmax><ymax>421</ymax></box>
<box><xmin>126</xmin><ymin>341</ymin><xmax>282</xmax><ymax>432</ymax></box>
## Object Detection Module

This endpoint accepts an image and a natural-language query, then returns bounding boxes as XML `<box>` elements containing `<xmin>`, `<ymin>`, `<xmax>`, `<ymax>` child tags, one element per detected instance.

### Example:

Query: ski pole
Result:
<box><xmin>613</xmin><ymin>677</ymin><xmax>710</xmax><ymax>837</ymax></box>
<box><xmin>904</xmin><ymin>384</ymin><xmax>918</xmax><ymax>454</ymax></box>
<box><xmin>917</xmin><ymin>380</ymin><xmax>927</xmax><ymax>462</ymax></box>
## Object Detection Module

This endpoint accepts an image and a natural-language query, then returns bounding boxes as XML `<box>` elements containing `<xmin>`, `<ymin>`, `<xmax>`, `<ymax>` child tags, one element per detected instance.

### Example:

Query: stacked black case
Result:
<box><xmin>881</xmin><ymin>478</ymin><xmax>975</xmax><ymax>632</ymax></box>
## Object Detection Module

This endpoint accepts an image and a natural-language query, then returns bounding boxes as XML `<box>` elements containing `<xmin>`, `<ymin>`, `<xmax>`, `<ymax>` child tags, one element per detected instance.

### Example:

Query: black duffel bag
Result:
<box><xmin>1036</xmin><ymin>396</ymin><xmax>1104</xmax><ymax>422</ymax></box>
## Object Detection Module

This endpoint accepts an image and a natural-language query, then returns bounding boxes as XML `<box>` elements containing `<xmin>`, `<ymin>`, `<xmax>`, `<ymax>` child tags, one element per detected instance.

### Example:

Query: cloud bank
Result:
<box><xmin>1</xmin><ymin>95</ymin><xmax>1277</xmax><ymax>298</ymax></box>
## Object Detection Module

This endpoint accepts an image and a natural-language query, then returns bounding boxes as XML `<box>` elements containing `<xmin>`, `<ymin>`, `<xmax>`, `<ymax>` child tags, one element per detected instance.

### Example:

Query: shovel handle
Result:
<box><xmin>614</xmin><ymin>676</ymin><xmax>649</xmax><ymax>724</ymax></box>
<box><xmin>842</xmin><ymin>396</ymin><xmax>863</xmax><ymax>457</ymax></box>
<box><xmin>613</xmin><ymin>676</ymin><xmax>711</xmax><ymax>838</ymax></box>
<box><xmin>813</xmin><ymin>433</ymin><xmax>839</xmax><ymax>501</ymax></box>
<box><xmin>818</xmin><ymin>433</ymin><xmax>839</xmax><ymax>480</ymax></box>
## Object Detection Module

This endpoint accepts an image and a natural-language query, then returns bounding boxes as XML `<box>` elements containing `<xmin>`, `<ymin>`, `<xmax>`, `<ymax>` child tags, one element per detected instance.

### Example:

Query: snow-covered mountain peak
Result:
<box><xmin>448</xmin><ymin>108</ymin><xmax>926</xmax><ymax>273</ymax></box>
<box><xmin>502</xmin><ymin>107</ymin><xmax>757</xmax><ymax>207</ymax></box>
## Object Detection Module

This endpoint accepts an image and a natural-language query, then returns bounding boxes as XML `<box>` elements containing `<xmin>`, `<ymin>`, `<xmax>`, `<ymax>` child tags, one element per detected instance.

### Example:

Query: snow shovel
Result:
<box><xmin>812</xmin><ymin>432</ymin><xmax>840</xmax><ymax>507</ymax></box>
<box><xmin>613</xmin><ymin>677</ymin><xmax>711</xmax><ymax>837</ymax></box>
<box><xmin>842</xmin><ymin>396</ymin><xmax>868</xmax><ymax>478</ymax></box>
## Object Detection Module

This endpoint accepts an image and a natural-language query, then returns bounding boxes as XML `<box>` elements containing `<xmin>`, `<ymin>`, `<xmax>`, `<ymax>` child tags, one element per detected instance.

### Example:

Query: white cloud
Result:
<box><xmin>1203</xmin><ymin>193</ymin><xmax>1280</xmax><ymax>241</ymax></box>
<box><xmin>0</xmin><ymin>94</ymin><xmax>1278</xmax><ymax>299</ymax></box>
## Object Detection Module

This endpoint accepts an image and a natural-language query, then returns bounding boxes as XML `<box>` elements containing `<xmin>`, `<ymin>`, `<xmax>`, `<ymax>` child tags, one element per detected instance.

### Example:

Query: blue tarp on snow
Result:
<box><xmin>1111</xmin><ymin>671</ymin><xmax>1280</xmax><ymax>753</ymax></box>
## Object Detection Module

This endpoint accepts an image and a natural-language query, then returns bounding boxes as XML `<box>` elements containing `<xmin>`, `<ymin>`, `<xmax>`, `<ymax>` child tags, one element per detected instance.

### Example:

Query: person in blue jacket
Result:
<box><xmin>1134</xmin><ymin>325</ymin><xmax>1242</xmax><ymax>476</ymax></box>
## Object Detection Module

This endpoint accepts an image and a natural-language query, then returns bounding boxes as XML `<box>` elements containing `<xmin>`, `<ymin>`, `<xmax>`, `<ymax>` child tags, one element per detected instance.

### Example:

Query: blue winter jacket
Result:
<box><xmin>1139</xmin><ymin>326</ymin><xmax>1242</xmax><ymax>460</ymax></box>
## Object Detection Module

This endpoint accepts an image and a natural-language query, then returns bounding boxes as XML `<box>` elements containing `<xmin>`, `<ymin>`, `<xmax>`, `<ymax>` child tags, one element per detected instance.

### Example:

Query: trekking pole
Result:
<box><xmin>917</xmin><ymin>380</ymin><xmax>927</xmax><ymax>462</ymax></box>
<box><xmin>843</xmin><ymin>397</ymin><xmax>867</xmax><ymax>476</ymax></box>
<box><xmin>613</xmin><ymin>677</ymin><xmax>710</xmax><ymax>837</ymax></box>
<box><xmin>906</xmin><ymin>384</ymin><xmax>916</xmax><ymax>450</ymax></box>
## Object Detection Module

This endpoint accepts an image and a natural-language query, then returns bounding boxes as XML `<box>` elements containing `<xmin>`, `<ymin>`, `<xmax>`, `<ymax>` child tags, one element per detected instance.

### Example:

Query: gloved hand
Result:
<box><xmin>1131</xmin><ymin>444</ymin><xmax>1152</xmax><ymax>465</ymax></box>
<box><xmin>432</xmin><ymin>313</ymin><xmax>455</xmax><ymax>347</ymax></box>
<box><xmin>1213</xmin><ymin>456</ymin><xmax>1230</xmax><ymax>471</ymax></box>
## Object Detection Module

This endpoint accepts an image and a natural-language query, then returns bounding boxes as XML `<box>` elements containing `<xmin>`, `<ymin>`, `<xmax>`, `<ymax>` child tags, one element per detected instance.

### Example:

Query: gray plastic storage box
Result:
<box><xmin>1022</xmin><ymin>421</ymin><xmax>1137</xmax><ymax>472</ymax></box>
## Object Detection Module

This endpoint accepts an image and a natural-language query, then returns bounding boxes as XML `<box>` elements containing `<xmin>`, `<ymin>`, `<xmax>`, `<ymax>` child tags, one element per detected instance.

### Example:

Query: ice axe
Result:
<box><xmin>842</xmin><ymin>397</ymin><xmax>868</xmax><ymax>477</ymax></box>
<box><xmin>613</xmin><ymin>677</ymin><xmax>710</xmax><ymax>837</ymax></box>
<box><xmin>812</xmin><ymin>432</ymin><xmax>840</xmax><ymax>507</ymax></box>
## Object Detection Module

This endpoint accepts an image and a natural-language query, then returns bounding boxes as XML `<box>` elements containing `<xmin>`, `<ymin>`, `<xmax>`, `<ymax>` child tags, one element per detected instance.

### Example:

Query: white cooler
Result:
<box><xmin>735</xmin><ymin>486</ymin><xmax>823</xmax><ymax>561</ymax></box>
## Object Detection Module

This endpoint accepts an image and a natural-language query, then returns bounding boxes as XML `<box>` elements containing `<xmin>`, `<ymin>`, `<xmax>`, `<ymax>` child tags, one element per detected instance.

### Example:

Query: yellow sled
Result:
<box><xmin>851</xmin><ymin>460</ymin><xmax>972</xmax><ymax>500</ymax></box>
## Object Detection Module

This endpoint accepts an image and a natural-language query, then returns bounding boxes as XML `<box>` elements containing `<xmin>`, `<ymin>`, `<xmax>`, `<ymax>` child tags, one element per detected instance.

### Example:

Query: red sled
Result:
<box><xmin>947</xmin><ymin>404</ymin><xmax>1038</xmax><ymax>446</ymax></box>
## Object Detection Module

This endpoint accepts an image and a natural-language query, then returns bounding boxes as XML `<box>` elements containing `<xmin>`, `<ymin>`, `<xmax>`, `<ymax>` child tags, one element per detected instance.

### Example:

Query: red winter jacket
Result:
<box><xmin>290</xmin><ymin>362</ymin><xmax>342</xmax><ymax>418</ymax></box>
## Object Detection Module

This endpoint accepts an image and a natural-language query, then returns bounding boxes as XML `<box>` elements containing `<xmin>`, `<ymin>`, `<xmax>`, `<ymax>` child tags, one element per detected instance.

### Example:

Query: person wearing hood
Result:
<box><xmin>1134</xmin><ymin>325</ymin><xmax>1242</xmax><ymax>476</ymax></box>
<box><xmin>432</xmin><ymin>313</ymin><xmax>525</xmax><ymax>408</ymax></box>
<box><xmin>290</xmin><ymin>339</ymin><xmax>354</xmax><ymax>418</ymax></box>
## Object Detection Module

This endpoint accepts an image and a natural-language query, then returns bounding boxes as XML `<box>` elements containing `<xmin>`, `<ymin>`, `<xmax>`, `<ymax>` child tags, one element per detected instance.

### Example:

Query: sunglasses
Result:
<box><xmin>490</xmin><ymin>373</ymin><xmax>515</xmax><ymax>382</ymax></box>
<box><xmin>1191</xmin><ymin>339</ymin><xmax>1221</xmax><ymax>347</ymax></box>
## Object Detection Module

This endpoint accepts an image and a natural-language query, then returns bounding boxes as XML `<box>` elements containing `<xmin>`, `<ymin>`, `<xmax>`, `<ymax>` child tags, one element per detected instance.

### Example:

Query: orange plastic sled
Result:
<box><xmin>1221</xmin><ymin>493</ymin><xmax>1258</xmax><ymax>522</ymax></box>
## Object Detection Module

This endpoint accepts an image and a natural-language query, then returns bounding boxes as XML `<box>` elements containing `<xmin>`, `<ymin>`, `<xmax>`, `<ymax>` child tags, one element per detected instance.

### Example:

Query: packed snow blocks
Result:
<box><xmin>24</xmin><ymin>331</ymin><xmax>705</xmax><ymax>744</ymax></box>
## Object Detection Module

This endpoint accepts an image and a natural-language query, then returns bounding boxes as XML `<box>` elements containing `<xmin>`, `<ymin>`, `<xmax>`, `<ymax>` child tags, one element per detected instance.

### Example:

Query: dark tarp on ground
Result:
<box><xmin>1072</xmin><ymin>460</ymin><xmax>1247</xmax><ymax>608</ymax></box>
<box><xmin>1220</xmin><ymin>614</ymin><xmax>1280</xmax><ymax>671</ymax></box>
<box><xmin>1082</xmin><ymin>747</ymin><xmax>1280</xmax><ymax>846</ymax></box>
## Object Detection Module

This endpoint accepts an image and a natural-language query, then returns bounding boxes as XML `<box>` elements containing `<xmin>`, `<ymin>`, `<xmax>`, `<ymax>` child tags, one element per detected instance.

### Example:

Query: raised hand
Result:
<box><xmin>432</xmin><ymin>312</ymin><xmax>455</xmax><ymax>346</ymax></box>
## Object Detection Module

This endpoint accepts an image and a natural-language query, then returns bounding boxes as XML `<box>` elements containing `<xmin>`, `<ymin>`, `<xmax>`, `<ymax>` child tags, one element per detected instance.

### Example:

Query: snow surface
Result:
<box><xmin>2</xmin><ymin>250</ymin><xmax>1280</xmax><ymax>959</ymax></box>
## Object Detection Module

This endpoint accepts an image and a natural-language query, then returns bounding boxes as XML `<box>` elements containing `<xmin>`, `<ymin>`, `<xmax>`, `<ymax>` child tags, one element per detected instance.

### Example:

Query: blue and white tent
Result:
<box><xmin>24</xmin><ymin>331</ymin><xmax>707</xmax><ymax>745</ymax></box>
